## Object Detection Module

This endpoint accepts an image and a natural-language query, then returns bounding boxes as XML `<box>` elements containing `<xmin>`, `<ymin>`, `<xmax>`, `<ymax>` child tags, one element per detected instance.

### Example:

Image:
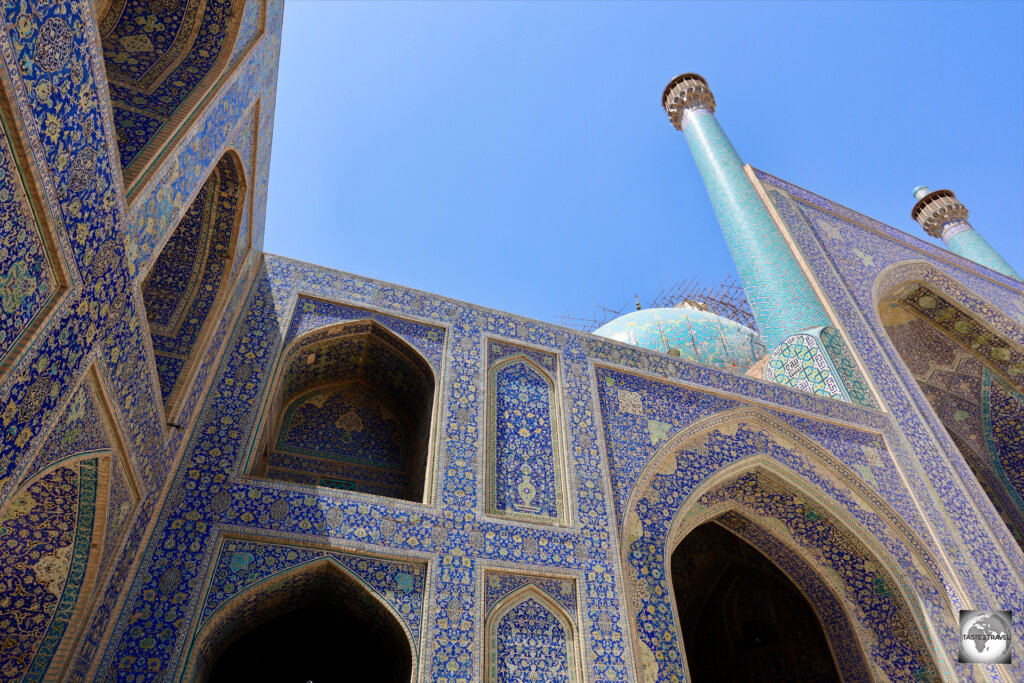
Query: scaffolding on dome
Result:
<box><xmin>556</xmin><ymin>274</ymin><xmax>759</xmax><ymax>334</ymax></box>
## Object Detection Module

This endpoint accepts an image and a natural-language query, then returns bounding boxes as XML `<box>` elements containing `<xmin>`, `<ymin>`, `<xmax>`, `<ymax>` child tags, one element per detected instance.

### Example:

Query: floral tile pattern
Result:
<box><xmin>1</xmin><ymin>2</ymin><xmax>1023</xmax><ymax>681</ymax></box>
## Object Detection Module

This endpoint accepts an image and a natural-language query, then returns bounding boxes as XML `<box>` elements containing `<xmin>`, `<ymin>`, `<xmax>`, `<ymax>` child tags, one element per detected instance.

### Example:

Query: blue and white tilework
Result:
<box><xmin>487</xmin><ymin>342</ymin><xmax>565</xmax><ymax>523</ymax></box>
<box><xmin>2</xmin><ymin>7</ymin><xmax>1024</xmax><ymax>681</ymax></box>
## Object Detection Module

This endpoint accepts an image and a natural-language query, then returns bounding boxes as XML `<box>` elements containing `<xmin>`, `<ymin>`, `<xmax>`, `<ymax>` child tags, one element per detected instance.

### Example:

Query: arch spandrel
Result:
<box><xmin>620</xmin><ymin>408</ymin><xmax>959</xmax><ymax>683</ymax></box>
<box><xmin>281</xmin><ymin>296</ymin><xmax>449</xmax><ymax>373</ymax></box>
<box><xmin>0</xmin><ymin>83</ymin><xmax>71</xmax><ymax>386</ymax></box>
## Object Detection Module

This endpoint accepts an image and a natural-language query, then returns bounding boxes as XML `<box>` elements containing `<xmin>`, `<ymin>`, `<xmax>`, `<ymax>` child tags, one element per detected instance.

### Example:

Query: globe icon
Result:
<box><xmin>960</xmin><ymin>611</ymin><xmax>1011</xmax><ymax>663</ymax></box>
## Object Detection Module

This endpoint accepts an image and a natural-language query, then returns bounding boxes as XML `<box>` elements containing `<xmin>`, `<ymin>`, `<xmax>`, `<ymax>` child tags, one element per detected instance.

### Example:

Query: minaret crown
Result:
<box><xmin>911</xmin><ymin>188</ymin><xmax>969</xmax><ymax>238</ymax></box>
<box><xmin>662</xmin><ymin>73</ymin><xmax>716</xmax><ymax>130</ymax></box>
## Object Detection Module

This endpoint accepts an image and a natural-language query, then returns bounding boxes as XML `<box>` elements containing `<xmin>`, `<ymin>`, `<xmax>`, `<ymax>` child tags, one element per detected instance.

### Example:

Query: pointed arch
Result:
<box><xmin>140</xmin><ymin>149</ymin><xmax>246</xmax><ymax>419</ymax></box>
<box><xmin>95</xmin><ymin>0</ymin><xmax>265</xmax><ymax>192</ymax></box>
<box><xmin>872</xmin><ymin>260</ymin><xmax>1024</xmax><ymax>379</ymax></box>
<box><xmin>250</xmin><ymin>318</ymin><xmax>437</xmax><ymax>503</ymax></box>
<box><xmin>182</xmin><ymin>556</ymin><xmax>416</xmax><ymax>682</ymax></box>
<box><xmin>873</xmin><ymin>260</ymin><xmax>1024</xmax><ymax>548</ymax></box>
<box><xmin>620</xmin><ymin>407</ymin><xmax>957</xmax><ymax>683</ymax></box>
<box><xmin>669</xmin><ymin>517</ymin><xmax>851</xmax><ymax>682</ymax></box>
<box><xmin>486</xmin><ymin>353</ymin><xmax>568</xmax><ymax>524</ymax></box>
<box><xmin>0</xmin><ymin>361</ymin><xmax>143</xmax><ymax>681</ymax></box>
<box><xmin>484</xmin><ymin>585</ymin><xmax>583</xmax><ymax>683</ymax></box>
<box><xmin>0</xmin><ymin>452</ymin><xmax>111</xmax><ymax>682</ymax></box>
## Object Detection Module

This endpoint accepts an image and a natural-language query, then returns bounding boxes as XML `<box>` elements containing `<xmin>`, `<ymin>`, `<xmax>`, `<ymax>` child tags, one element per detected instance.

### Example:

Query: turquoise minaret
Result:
<box><xmin>662</xmin><ymin>74</ymin><xmax>878</xmax><ymax>408</ymax></box>
<box><xmin>912</xmin><ymin>186</ymin><xmax>1022</xmax><ymax>280</ymax></box>
<box><xmin>661</xmin><ymin>74</ymin><xmax>829</xmax><ymax>351</ymax></box>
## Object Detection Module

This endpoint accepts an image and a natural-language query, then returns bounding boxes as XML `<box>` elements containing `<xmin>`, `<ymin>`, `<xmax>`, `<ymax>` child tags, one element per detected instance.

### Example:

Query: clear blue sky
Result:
<box><xmin>264</xmin><ymin>1</ymin><xmax>1023</xmax><ymax>327</ymax></box>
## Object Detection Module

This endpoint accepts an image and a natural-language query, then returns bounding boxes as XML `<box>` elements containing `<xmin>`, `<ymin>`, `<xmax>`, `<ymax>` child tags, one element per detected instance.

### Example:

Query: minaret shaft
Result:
<box><xmin>945</xmin><ymin>228</ymin><xmax>1020</xmax><ymax>279</ymax></box>
<box><xmin>679</xmin><ymin>106</ymin><xmax>830</xmax><ymax>350</ymax></box>
<box><xmin>912</xmin><ymin>186</ymin><xmax>1022</xmax><ymax>280</ymax></box>
<box><xmin>663</xmin><ymin>73</ymin><xmax>880</xmax><ymax>409</ymax></box>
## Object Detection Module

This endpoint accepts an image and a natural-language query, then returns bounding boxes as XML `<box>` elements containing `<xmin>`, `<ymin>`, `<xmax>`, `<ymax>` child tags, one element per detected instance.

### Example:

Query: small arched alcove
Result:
<box><xmin>876</xmin><ymin>268</ymin><xmax>1024</xmax><ymax>549</ymax></box>
<box><xmin>141</xmin><ymin>151</ymin><xmax>245</xmax><ymax>416</ymax></box>
<box><xmin>671</xmin><ymin>521</ymin><xmax>841</xmax><ymax>682</ymax></box>
<box><xmin>188</xmin><ymin>559</ymin><xmax>414</xmax><ymax>682</ymax></box>
<box><xmin>487</xmin><ymin>354</ymin><xmax>567</xmax><ymax>524</ymax></box>
<box><xmin>484</xmin><ymin>586</ymin><xmax>582</xmax><ymax>683</ymax></box>
<box><xmin>256</xmin><ymin>320</ymin><xmax>435</xmax><ymax>502</ymax></box>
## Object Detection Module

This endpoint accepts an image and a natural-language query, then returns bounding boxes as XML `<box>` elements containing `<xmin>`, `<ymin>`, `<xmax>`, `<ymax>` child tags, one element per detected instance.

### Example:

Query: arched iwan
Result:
<box><xmin>620</xmin><ymin>407</ymin><xmax>958</xmax><ymax>683</ymax></box>
<box><xmin>0</xmin><ymin>453</ymin><xmax>111</xmax><ymax>682</ymax></box>
<box><xmin>96</xmin><ymin>0</ymin><xmax>260</xmax><ymax>190</ymax></box>
<box><xmin>0</xmin><ymin>361</ymin><xmax>141</xmax><ymax>682</ymax></box>
<box><xmin>873</xmin><ymin>260</ymin><xmax>1024</xmax><ymax>551</ymax></box>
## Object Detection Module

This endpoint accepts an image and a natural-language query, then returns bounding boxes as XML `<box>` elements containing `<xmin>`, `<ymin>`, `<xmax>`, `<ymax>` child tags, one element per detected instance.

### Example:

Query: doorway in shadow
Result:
<box><xmin>204</xmin><ymin>561</ymin><xmax>413</xmax><ymax>683</ymax></box>
<box><xmin>671</xmin><ymin>522</ymin><xmax>840</xmax><ymax>683</ymax></box>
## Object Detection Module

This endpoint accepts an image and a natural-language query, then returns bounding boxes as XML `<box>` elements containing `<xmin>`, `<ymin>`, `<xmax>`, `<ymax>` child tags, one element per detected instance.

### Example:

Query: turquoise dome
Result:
<box><xmin>593</xmin><ymin>307</ymin><xmax>766</xmax><ymax>371</ymax></box>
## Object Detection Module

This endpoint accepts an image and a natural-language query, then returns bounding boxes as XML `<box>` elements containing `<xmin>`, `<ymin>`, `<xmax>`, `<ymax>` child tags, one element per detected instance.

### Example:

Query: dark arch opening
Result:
<box><xmin>878</xmin><ymin>279</ymin><xmax>1024</xmax><ymax>549</ymax></box>
<box><xmin>201</xmin><ymin>562</ymin><xmax>412</xmax><ymax>683</ymax></box>
<box><xmin>258</xmin><ymin>321</ymin><xmax>435</xmax><ymax>503</ymax></box>
<box><xmin>141</xmin><ymin>152</ymin><xmax>244</xmax><ymax>414</ymax></box>
<box><xmin>671</xmin><ymin>522</ymin><xmax>840</xmax><ymax>683</ymax></box>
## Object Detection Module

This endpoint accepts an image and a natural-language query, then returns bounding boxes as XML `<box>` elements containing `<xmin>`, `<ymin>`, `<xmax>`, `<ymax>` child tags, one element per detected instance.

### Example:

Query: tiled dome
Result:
<box><xmin>593</xmin><ymin>306</ymin><xmax>765</xmax><ymax>371</ymax></box>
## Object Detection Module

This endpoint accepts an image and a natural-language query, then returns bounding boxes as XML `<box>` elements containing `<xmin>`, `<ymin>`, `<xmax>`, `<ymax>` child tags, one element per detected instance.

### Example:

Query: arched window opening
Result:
<box><xmin>672</xmin><ymin>522</ymin><xmax>840</xmax><ymax>683</ymax></box>
<box><xmin>879</xmin><ymin>280</ymin><xmax>1024</xmax><ymax>548</ymax></box>
<box><xmin>487</xmin><ymin>348</ymin><xmax>566</xmax><ymax>524</ymax></box>
<box><xmin>142</xmin><ymin>152</ymin><xmax>244</xmax><ymax>415</ymax></box>
<box><xmin>259</xmin><ymin>321</ymin><xmax>435</xmax><ymax>503</ymax></box>
<box><xmin>96</xmin><ymin>0</ymin><xmax>247</xmax><ymax>188</ymax></box>
<box><xmin>485</xmin><ymin>588</ymin><xmax>581</xmax><ymax>683</ymax></box>
<box><xmin>198</xmin><ymin>561</ymin><xmax>413</xmax><ymax>683</ymax></box>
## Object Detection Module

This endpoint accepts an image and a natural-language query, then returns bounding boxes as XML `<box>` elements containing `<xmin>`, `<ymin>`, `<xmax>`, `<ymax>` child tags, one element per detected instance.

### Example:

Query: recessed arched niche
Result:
<box><xmin>95</xmin><ymin>0</ymin><xmax>261</xmax><ymax>188</ymax></box>
<box><xmin>483</xmin><ymin>582</ymin><xmax>582</xmax><ymax>683</ymax></box>
<box><xmin>189</xmin><ymin>559</ymin><xmax>414</xmax><ymax>682</ymax></box>
<box><xmin>486</xmin><ymin>341</ymin><xmax>567</xmax><ymax>525</ymax></box>
<box><xmin>623</xmin><ymin>412</ymin><xmax>951</xmax><ymax>683</ymax></box>
<box><xmin>877</xmin><ymin>275</ymin><xmax>1024</xmax><ymax>549</ymax></box>
<box><xmin>141</xmin><ymin>151</ymin><xmax>245</xmax><ymax>416</ymax></box>
<box><xmin>255</xmin><ymin>320</ymin><xmax>436</xmax><ymax>503</ymax></box>
<box><xmin>0</xmin><ymin>368</ymin><xmax>140</xmax><ymax>682</ymax></box>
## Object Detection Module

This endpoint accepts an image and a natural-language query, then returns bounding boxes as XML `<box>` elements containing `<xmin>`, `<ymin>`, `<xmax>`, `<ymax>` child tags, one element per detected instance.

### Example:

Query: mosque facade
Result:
<box><xmin>0</xmin><ymin>1</ymin><xmax>1022</xmax><ymax>681</ymax></box>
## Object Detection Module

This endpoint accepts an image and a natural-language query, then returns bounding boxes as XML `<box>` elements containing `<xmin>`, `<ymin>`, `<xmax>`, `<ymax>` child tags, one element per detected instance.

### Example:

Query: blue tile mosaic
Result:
<box><xmin>2</xmin><ymin>13</ymin><xmax>1024</xmax><ymax>683</ymax></box>
<box><xmin>488</xmin><ymin>347</ymin><xmax>564</xmax><ymax>523</ymax></box>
